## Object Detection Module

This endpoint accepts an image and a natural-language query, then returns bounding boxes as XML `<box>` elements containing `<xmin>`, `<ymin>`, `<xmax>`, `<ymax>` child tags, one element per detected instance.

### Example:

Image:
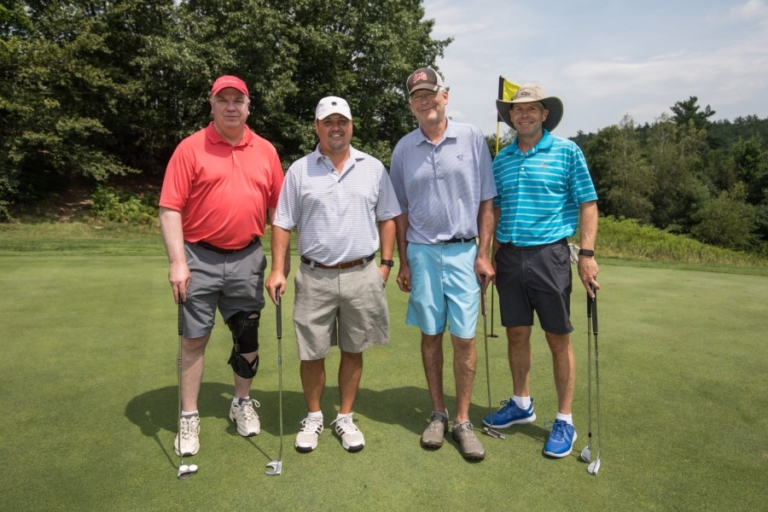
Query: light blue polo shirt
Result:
<box><xmin>493</xmin><ymin>130</ymin><xmax>597</xmax><ymax>246</ymax></box>
<box><xmin>390</xmin><ymin>120</ymin><xmax>496</xmax><ymax>245</ymax></box>
<box><xmin>273</xmin><ymin>145</ymin><xmax>402</xmax><ymax>265</ymax></box>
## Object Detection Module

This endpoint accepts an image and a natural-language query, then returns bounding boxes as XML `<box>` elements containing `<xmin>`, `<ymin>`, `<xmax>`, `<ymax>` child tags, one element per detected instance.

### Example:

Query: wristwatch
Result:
<box><xmin>380</xmin><ymin>259</ymin><xmax>395</xmax><ymax>267</ymax></box>
<box><xmin>578</xmin><ymin>249</ymin><xmax>595</xmax><ymax>257</ymax></box>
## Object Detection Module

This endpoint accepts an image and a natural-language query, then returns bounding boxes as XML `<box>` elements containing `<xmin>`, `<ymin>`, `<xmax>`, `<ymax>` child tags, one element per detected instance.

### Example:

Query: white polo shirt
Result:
<box><xmin>273</xmin><ymin>145</ymin><xmax>402</xmax><ymax>265</ymax></box>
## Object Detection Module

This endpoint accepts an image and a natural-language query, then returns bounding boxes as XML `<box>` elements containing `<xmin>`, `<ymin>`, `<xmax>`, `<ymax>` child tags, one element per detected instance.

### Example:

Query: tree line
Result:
<box><xmin>489</xmin><ymin>98</ymin><xmax>768</xmax><ymax>254</ymax></box>
<box><xmin>3</xmin><ymin>2</ymin><xmax>768</xmax><ymax>255</ymax></box>
<box><xmin>0</xmin><ymin>0</ymin><xmax>449</xmax><ymax>220</ymax></box>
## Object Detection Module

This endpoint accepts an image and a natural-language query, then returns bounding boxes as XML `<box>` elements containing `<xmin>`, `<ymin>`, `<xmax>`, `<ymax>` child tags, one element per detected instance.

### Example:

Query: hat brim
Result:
<box><xmin>409</xmin><ymin>83</ymin><xmax>441</xmax><ymax>95</ymax></box>
<box><xmin>496</xmin><ymin>96</ymin><xmax>563</xmax><ymax>133</ymax></box>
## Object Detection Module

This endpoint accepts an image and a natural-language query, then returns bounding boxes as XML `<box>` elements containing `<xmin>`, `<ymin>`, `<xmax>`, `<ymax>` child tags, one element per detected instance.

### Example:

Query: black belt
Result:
<box><xmin>301</xmin><ymin>254</ymin><xmax>375</xmax><ymax>269</ymax></box>
<box><xmin>501</xmin><ymin>238</ymin><xmax>567</xmax><ymax>251</ymax></box>
<box><xmin>194</xmin><ymin>238</ymin><xmax>259</xmax><ymax>254</ymax></box>
<box><xmin>444</xmin><ymin>237</ymin><xmax>475</xmax><ymax>244</ymax></box>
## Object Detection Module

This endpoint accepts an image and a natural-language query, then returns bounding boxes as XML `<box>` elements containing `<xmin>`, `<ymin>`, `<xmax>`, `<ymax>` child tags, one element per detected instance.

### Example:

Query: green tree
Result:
<box><xmin>691</xmin><ymin>182</ymin><xmax>757</xmax><ymax>250</ymax></box>
<box><xmin>584</xmin><ymin>116</ymin><xmax>656</xmax><ymax>223</ymax></box>
<box><xmin>0</xmin><ymin>0</ymin><xmax>449</xmax><ymax>219</ymax></box>
<box><xmin>671</xmin><ymin>96</ymin><xmax>716</xmax><ymax>131</ymax></box>
<box><xmin>645</xmin><ymin>114</ymin><xmax>709</xmax><ymax>232</ymax></box>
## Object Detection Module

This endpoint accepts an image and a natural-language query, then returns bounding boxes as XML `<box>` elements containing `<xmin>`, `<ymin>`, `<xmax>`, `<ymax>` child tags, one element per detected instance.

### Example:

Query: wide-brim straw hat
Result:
<box><xmin>496</xmin><ymin>83</ymin><xmax>563</xmax><ymax>132</ymax></box>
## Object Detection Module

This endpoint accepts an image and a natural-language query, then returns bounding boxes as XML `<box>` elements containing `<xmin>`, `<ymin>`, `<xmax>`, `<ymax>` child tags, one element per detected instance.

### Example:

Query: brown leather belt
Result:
<box><xmin>194</xmin><ymin>238</ymin><xmax>260</xmax><ymax>254</ymax></box>
<box><xmin>301</xmin><ymin>254</ymin><xmax>375</xmax><ymax>269</ymax></box>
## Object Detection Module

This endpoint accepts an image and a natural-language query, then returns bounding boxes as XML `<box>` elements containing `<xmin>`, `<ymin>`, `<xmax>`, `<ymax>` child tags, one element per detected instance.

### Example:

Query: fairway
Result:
<box><xmin>1</xmin><ymin>255</ymin><xmax>766</xmax><ymax>511</ymax></box>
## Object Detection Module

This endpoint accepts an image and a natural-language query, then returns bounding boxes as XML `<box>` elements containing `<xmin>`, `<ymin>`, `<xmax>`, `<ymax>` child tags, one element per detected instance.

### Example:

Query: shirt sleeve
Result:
<box><xmin>375</xmin><ymin>165</ymin><xmax>403</xmax><ymax>221</ymax></box>
<box><xmin>389</xmin><ymin>143</ymin><xmax>409</xmax><ymax>214</ymax></box>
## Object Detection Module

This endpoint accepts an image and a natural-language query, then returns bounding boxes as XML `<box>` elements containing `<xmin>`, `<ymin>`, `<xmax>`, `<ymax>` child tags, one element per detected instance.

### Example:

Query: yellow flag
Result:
<box><xmin>499</xmin><ymin>76</ymin><xmax>520</xmax><ymax>102</ymax></box>
<box><xmin>496</xmin><ymin>76</ymin><xmax>520</xmax><ymax>154</ymax></box>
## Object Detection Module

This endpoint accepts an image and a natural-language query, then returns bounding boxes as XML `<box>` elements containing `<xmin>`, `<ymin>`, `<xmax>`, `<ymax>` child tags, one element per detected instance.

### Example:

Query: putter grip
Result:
<box><xmin>276</xmin><ymin>294</ymin><xmax>282</xmax><ymax>339</ymax></box>
<box><xmin>480</xmin><ymin>291</ymin><xmax>487</xmax><ymax>317</ymax></box>
<box><xmin>592</xmin><ymin>290</ymin><xmax>598</xmax><ymax>335</ymax></box>
<box><xmin>177</xmin><ymin>300</ymin><xmax>184</xmax><ymax>336</ymax></box>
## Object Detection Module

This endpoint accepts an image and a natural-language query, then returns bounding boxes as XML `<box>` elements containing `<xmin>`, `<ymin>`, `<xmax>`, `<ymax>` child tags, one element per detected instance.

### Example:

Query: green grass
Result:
<box><xmin>1</xmin><ymin>233</ymin><xmax>767</xmax><ymax>511</ymax></box>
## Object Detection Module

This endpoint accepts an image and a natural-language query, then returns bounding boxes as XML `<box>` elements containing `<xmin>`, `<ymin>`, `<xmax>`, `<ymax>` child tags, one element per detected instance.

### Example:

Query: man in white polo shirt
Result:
<box><xmin>266</xmin><ymin>96</ymin><xmax>401</xmax><ymax>453</ymax></box>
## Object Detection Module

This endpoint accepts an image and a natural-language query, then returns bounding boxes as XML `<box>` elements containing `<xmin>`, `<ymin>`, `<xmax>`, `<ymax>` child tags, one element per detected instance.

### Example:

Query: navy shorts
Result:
<box><xmin>494</xmin><ymin>239</ymin><xmax>573</xmax><ymax>335</ymax></box>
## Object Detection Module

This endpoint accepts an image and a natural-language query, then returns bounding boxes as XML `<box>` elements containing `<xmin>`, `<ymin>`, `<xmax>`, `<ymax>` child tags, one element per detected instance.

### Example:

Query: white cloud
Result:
<box><xmin>424</xmin><ymin>0</ymin><xmax>768</xmax><ymax>138</ymax></box>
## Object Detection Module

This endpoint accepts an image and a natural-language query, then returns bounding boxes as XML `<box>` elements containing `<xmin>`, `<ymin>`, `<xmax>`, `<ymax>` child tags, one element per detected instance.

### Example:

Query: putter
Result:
<box><xmin>580</xmin><ymin>289</ymin><xmax>602</xmax><ymax>475</ymax></box>
<box><xmin>176</xmin><ymin>300</ymin><xmax>198</xmax><ymax>480</ymax></box>
<box><xmin>480</xmin><ymin>290</ymin><xmax>505</xmax><ymax>440</ymax></box>
<box><xmin>488</xmin><ymin>284</ymin><xmax>498</xmax><ymax>338</ymax></box>
<box><xmin>265</xmin><ymin>292</ymin><xmax>284</xmax><ymax>476</ymax></box>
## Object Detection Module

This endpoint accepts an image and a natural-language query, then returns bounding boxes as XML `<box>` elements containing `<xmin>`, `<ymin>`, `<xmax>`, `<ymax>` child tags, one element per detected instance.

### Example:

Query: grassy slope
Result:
<box><xmin>1</xmin><ymin>226</ymin><xmax>766</xmax><ymax>511</ymax></box>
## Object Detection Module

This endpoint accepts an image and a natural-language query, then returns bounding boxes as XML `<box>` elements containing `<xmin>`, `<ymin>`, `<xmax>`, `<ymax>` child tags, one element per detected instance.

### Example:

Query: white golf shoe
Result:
<box><xmin>174</xmin><ymin>414</ymin><xmax>200</xmax><ymax>456</ymax></box>
<box><xmin>295</xmin><ymin>415</ymin><xmax>324</xmax><ymax>452</ymax></box>
<box><xmin>331</xmin><ymin>413</ymin><xmax>365</xmax><ymax>452</ymax></box>
<box><xmin>229</xmin><ymin>398</ymin><xmax>261</xmax><ymax>437</ymax></box>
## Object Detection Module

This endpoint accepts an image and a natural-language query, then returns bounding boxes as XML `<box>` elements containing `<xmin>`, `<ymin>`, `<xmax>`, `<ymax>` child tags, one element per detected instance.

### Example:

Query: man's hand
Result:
<box><xmin>169</xmin><ymin>260</ymin><xmax>191</xmax><ymax>304</ymax></box>
<box><xmin>475</xmin><ymin>255</ymin><xmax>495</xmax><ymax>293</ymax></box>
<box><xmin>396</xmin><ymin>262</ymin><xmax>412</xmax><ymax>292</ymax></box>
<box><xmin>265</xmin><ymin>272</ymin><xmax>286</xmax><ymax>305</ymax></box>
<box><xmin>578</xmin><ymin>257</ymin><xmax>600</xmax><ymax>298</ymax></box>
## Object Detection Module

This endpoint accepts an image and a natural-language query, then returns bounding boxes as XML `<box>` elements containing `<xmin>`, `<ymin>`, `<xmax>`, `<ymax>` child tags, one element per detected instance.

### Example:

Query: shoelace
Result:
<box><xmin>427</xmin><ymin>416</ymin><xmax>445</xmax><ymax>432</ymax></box>
<box><xmin>331</xmin><ymin>415</ymin><xmax>359</xmax><ymax>435</ymax></box>
<box><xmin>457</xmin><ymin>422</ymin><xmax>477</xmax><ymax>440</ymax></box>
<box><xmin>179</xmin><ymin>416</ymin><xmax>198</xmax><ymax>440</ymax></box>
<box><xmin>545</xmin><ymin>420</ymin><xmax>567</xmax><ymax>441</ymax></box>
<box><xmin>498</xmin><ymin>398</ymin><xmax>518</xmax><ymax>411</ymax></box>
<box><xmin>300</xmin><ymin>417</ymin><xmax>324</xmax><ymax>434</ymax></box>
<box><xmin>239</xmin><ymin>399</ymin><xmax>260</xmax><ymax>422</ymax></box>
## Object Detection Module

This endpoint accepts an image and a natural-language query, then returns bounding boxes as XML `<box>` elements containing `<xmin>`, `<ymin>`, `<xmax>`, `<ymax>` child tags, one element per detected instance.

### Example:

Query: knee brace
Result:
<box><xmin>227</xmin><ymin>311</ymin><xmax>260</xmax><ymax>379</ymax></box>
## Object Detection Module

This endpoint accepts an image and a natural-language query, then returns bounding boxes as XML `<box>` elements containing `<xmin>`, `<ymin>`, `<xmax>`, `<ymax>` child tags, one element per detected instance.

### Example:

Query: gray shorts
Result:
<box><xmin>293</xmin><ymin>259</ymin><xmax>389</xmax><ymax>360</ymax></box>
<box><xmin>495</xmin><ymin>240</ymin><xmax>573</xmax><ymax>335</ymax></box>
<box><xmin>182</xmin><ymin>241</ymin><xmax>267</xmax><ymax>339</ymax></box>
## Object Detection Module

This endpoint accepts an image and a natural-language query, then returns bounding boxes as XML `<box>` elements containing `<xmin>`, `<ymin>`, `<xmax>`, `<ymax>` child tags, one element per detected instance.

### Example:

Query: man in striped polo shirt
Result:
<box><xmin>390</xmin><ymin>67</ymin><xmax>497</xmax><ymax>461</ymax></box>
<box><xmin>483</xmin><ymin>83</ymin><xmax>599</xmax><ymax>459</ymax></box>
<box><xmin>266</xmin><ymin>96</ymin><xmax>401</xmax><ymax>453</ymax></box>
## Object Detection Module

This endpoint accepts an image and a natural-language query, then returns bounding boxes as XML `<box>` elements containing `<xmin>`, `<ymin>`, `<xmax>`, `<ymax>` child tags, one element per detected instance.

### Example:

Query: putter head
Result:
<box><xmin>580</xmin><ymin>445</ymin><xmax>591</xmax><ymax>463</ymax></box>
<box><xmin>177</xmin><ymin>463</ymin><xmax>198</xmax><ymax>480</ymax></box>
<box><xmin>265</xmin><ymin>459</ymin><xmax>282</xmax><ymax>476</ymax></box>
<box><xmin>482</xmin><ymin>426</ymin><xmax>506</xmax><ymax>440</ymax></box>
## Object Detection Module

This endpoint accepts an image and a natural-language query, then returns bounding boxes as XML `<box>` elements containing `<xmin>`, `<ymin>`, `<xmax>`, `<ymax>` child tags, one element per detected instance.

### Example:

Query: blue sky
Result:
<box><xmin>421</xmin><ymin>0</ymin><xmax>768</xmax><ymax>139</ymax></box>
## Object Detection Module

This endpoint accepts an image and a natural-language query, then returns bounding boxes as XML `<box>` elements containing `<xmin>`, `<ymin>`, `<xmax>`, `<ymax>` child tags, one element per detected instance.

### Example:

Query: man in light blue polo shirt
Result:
<box><xmin>266</xmin><ymin>96</ymin><xmax>401</xmax><ymax>453</ymax></box>
<box><xmin>484</xmin><ymin>83</ymin><xmax>600</xmax><ymax>459</ymax></box>
<box><xmin>390</xmin><ymin>67</ymin><xmax>496</xmax><ymax>461</ymax></box>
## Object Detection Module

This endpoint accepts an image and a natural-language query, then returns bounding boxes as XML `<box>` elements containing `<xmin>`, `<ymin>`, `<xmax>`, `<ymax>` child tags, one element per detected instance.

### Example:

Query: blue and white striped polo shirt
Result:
<box><xmin>273</xmin><ymin>145</ymin><xmax>402</xmax><ymax>265</ymax></box>
<box><xmin>493</xmin><ymin>130</ymin><xmax>597</xmax><ymax>246</ymax></box>
<box><xmin>390</xmin><ymin>120</ymin><xmax>496</xmax><ymax>245</ymax></box>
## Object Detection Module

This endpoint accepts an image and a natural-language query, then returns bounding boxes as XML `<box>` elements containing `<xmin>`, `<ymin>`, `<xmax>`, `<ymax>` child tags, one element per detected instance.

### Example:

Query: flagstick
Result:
<box><xmin>491</xmin><ymin>90</ymin><xmax>502</xmax><ymax>339</ymax></box>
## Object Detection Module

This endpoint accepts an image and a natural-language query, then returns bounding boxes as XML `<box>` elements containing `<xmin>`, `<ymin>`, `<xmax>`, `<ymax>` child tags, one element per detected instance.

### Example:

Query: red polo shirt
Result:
<box><xmin>160</xmin><ymin>123</ymin><xmax>284</xmax><ymax>250</ymax></box>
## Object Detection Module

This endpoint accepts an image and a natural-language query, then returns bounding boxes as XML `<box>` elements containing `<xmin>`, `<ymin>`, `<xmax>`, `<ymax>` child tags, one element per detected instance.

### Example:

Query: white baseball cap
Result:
<box><xmin>315</xmin><ymin>96</ymin><xmax>352</xmax><ymax>120</ymax></box>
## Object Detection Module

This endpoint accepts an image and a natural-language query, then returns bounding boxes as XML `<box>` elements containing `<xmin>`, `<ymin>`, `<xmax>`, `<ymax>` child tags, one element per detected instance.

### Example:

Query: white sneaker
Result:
<box><xmin>295</xmin><ymin>415</ymin><xmax>324</xmax><ymax>452</ymax></box>
<box><xmin>174</xmin><ymin>414</ymin><xmax>200</xmax><ymax>456</ymax></box>
<box><xmin>331</xmin><ymin>413</ymin><xmax>365</xmax><ymax>452</ymax></box>
<box><xmin>229</xmin><ymin>399</ymin><xmax>260</xmax><ymax>437</ymax></box>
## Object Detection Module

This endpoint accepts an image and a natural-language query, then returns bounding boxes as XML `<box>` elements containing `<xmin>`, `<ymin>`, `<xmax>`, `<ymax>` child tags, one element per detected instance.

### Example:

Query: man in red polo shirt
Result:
<box><xmin>159</xmin><ymin>75</ymin><xmax>286</xmax><ymax>458</ymax></box>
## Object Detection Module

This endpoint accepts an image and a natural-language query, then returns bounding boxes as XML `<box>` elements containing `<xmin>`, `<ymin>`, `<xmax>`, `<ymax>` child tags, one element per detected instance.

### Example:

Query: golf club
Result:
<box><xmin>580</xmin><ymin>288</ymin><xmax>602</xmax><ymax>475</ymax></box>
<box><xmin>488</xmin><ymin>284</ymin><xmax>498</xmax><ymax>338</ymax></box>
<box><xmin>265</xmin><ymin>292</ymin><xmax>284</xmax><ymax>476</ymax></box>
<box><xmin>481</xmin><ymin>290</ymin><xmax>505</xmax><ymax>440</ymax></box>
<box><xmin>176</xmin><ymin>300</ymin><xmax>198</xmax><ymax>480</ymax></box>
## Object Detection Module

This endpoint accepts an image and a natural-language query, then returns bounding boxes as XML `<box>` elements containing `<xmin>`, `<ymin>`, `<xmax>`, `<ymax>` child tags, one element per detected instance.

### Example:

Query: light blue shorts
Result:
<box><xmin>405</xmin><ymin>242</ymin><xmax>480</xmax><ymax>339</ymax></box>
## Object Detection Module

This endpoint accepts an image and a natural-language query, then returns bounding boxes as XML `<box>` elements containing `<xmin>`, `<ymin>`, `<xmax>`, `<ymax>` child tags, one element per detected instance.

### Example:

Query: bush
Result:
<box><xmin>90</xmin><ymin>185</ymin><xmax>158</xmax><ymax>226</ymax></box>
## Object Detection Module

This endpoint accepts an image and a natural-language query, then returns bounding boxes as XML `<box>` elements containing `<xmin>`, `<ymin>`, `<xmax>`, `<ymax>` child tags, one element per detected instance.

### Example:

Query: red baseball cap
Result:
<box><xmin>211</xmin><ymin>75</ymin><xmax>249</xmax><ymax>96</ymax></box>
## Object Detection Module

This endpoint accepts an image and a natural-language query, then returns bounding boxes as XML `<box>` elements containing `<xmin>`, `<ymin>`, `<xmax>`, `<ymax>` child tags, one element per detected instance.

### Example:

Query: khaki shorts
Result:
<box><xmin>293</xmin><ymin>259</ymin><xmax>389</xmax><ymax>360</ymax></box>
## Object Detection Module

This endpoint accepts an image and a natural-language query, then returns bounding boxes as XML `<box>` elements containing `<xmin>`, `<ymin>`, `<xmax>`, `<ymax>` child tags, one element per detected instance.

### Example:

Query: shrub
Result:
<box><xmin>90</xmin><ymin>185</ymin><xmax>158</xmax><ymax>226</ymax></box>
